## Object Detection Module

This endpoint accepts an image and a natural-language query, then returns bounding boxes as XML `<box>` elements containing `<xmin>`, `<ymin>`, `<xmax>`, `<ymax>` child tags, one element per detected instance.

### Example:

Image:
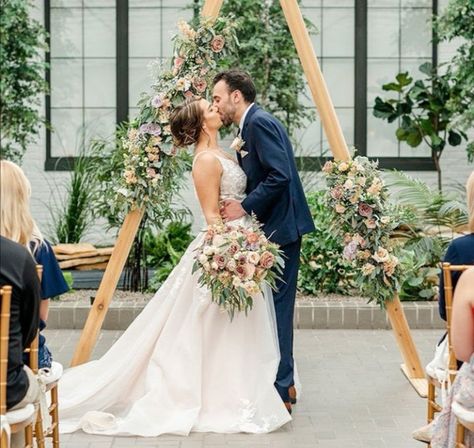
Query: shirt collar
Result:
<box><xmin>238</xmin><ymin>103</ymin><xmax>254</xmax><ymax>135</ymax></box>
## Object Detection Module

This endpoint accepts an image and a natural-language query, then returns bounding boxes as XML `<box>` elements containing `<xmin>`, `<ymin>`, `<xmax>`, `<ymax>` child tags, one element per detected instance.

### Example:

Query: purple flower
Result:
<box><xmin>150</xmin><ymin>95</ymin><xmax>163</xmax><ymax>108</ymax></box>
<box><xmin>343</xmin><ymin>240</ymin><xmax>358</xmax><ymax>261</ymax></box>
<box><xmin>139</xmin><ymin>122</ymin><xmax>162</xmax><ymax>137</ymax></box>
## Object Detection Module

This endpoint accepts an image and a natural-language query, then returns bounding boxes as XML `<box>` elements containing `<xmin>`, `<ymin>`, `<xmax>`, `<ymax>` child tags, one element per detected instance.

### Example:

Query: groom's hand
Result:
<box><xmin>220</xmin><ymin>199</ymin><xmax>246</xmax><ymax>221</ymax></box>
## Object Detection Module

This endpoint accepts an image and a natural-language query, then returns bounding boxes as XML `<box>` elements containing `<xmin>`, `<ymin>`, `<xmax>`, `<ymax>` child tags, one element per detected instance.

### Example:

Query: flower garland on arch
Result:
<box><xmin>323</xmin><ymin>156</ymin><xmax>402</xmax><ymax>306</ymax></box>
<box><xmin>114</xmin><ymin>17</ymin><xmax>237</xmax><ymax>221</ymax></box>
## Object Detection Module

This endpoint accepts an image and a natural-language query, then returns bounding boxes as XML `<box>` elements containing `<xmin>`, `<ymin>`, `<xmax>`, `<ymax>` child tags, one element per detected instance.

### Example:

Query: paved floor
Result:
<box><xmin>43</xmin><ymin>328</ymin><xmax>440</xmax><ymax>448</ymax></box>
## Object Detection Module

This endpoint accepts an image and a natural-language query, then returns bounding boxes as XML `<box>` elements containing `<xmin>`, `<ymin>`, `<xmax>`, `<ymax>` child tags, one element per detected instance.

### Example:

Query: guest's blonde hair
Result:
<box><xmin>467</xmin><ymin>171</ymin><xmax>474</xmax><ymax>233</ymax></box>
<box><xmin>0</xmin><ymin>160</ymin><xmax>44</xmax><ymax>252</ymax></box>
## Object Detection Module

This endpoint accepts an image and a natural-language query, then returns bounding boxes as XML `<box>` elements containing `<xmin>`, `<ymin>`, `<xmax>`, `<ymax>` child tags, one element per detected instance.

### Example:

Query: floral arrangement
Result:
<box><xmin>114</xmin><ymin>17</ymin><xmax>237</xmax><ymax>220</ymax></box>
<box><xmin>193</xmin><ymin>218</ymin><xmax>284</xmax><ymax>320</ymax></box>
<box><xmin>323</xmin><ymin>156</ymin><xmax>402</xmax><ymax>305</ymax></box>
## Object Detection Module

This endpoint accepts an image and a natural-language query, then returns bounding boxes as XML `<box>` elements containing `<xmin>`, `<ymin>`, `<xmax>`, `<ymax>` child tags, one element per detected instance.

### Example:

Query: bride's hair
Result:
<box><xmin>169</xmin><ymin>97</ymin><xmax>204</xmax><ymax>147</ymax></box>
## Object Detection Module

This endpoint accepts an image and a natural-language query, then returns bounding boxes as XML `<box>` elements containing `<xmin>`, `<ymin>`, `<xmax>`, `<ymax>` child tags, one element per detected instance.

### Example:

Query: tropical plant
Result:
<box><xmin>0</xmin><ymin>0</ymin><xmax>49</xmax><ymax>164</ymax></box>
<box><xmin>386</xmin><ymin>170</ymin><xmax>468</xmax><ymax>300</ymax></box>
<box><xmin>373</xmin><ymin>63</ymin><xmax>471</xmax><ymax>191</ymax></box>
<box><xmin>147</xmin><ymin>221</ymin><xmax>194</xmax><ymax>290</ymax></box>
<box><xmin>298</xmin><ymin>191</ymin><xmax>353</xmax><ymax>295</ymax></box>
<box><xmin>195</xmin><ymin>0</ymin><xmax>316</xmax><ymax>140</ymax></box>
<box><xmin>48</xmin><ymin>140</ymin><xmax>101</xmax><ymax>244</ymax></box>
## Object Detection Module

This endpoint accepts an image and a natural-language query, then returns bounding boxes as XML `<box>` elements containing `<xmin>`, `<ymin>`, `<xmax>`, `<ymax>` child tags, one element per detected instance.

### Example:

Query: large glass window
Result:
<box><xmin>49</xmin><ymin>0</ymin><xmax>116</xmax><ymax>159</ymax></box>
<box><xmin>128</xmin><ymin>1</ymin><xmax>192</xmax><ymax>118</ymax></box>
<box><xmin>367</xmin><ymin>0</ymin><xmax>433</xmax><ymax>158</ymax></box>
<box><xmin>298</xmin><ymin>1</ymin><xmax>355</xmax><ymax>158</ymax></box>
<box><xmin>45</xmin><ymin>1</ymin><xmax>437</xmax><ymax>170</ymax></box>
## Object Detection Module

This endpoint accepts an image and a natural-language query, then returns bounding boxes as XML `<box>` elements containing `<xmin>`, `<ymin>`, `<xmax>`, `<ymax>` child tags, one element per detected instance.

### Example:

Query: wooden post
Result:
<box><xmin>201</xmin><ymin>0</ymin><xmax>224</xmax><ymax>19</ymax></box>
<box><xmin>71</xmin><ymin>207</ymin><xmax>145</xmax><ymax>366</ymax></box>
<box><xmin>280</xmin><ymin>0</ymin><xmax>426</xmax><ymax>396</ymax></box>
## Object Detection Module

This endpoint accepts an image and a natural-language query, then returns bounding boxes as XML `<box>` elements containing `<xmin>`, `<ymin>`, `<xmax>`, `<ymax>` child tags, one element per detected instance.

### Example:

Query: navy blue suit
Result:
<box><xmin>238</xmin><ymin>105</ymin><xmax>315</xmax><ymax>402</ymax></box>
<box><xmin>438</xmin><ymin>233</ymin><xmax>474</xmax><ymax>320</ymax></box>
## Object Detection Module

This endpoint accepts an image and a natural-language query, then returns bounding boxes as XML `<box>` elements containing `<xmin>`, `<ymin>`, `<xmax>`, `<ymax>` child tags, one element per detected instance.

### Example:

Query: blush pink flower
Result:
<box><xmin>358</xmin><ymin>202</ymin><xmax>373</xmax><ymax>218</ymax></box>
<box><xmin>211</xmin><ymin>35</ymin><xmax>225</xmax><ymax>52</ymax></box>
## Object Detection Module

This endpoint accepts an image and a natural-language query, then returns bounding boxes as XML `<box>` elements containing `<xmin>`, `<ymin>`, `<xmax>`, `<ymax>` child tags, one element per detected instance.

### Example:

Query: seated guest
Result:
<box><xmin>0</xmin><ymin>160</ymin><xmax>69</xmax><ymax>368</ymax></box>
<box><xmin>0</xmin><ymin>236</ymin><xmax>41</xmax><ymax>410</ymax></box>
<box><xmin>431</xmin><ymin>267</ymin><xmax>474</xmax><ymax>447</ymax></box>
<box><xmin>438</xmin><ymin>171</ymin><xmax>474</xmax><ymax>321</ymax></box>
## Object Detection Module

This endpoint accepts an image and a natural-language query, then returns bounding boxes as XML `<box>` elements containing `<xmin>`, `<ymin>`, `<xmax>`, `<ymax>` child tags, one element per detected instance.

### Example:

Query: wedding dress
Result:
<box><xmin>58</xmin><ymin>152</ymin><xmax>292</xmax><ymax>436</ymax></box>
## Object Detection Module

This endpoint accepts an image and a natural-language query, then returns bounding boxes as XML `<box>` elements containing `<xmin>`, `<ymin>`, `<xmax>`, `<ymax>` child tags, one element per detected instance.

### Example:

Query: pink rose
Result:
<box><xmin>358</xmin><ymin>203</ymin><xmax>373</xmax><ymax>218</ymax></box>
<box><xmin>211</xmin><ymin>35</ymin><xmax>225</xmax><ymax>52</ymax></box>
<box><xmin>174</xmin><ymin>57</ymin><xmax>184</xmax><ymax>70</ymax></box>
<box><xmin>213</xmin><ymin>255</ymin><xmax>226</xmax><ymax>269</ymax></box>
<box><xmin>246</xmin><ymin>263</ymin><xmax>256</xmax><ymax>279</ymax></box>
<box><xmin>184</xmin><ymin>90</ymin><xmax>194</xmax><ymax>99</ymax></box>
<box><xmin>246</xmin><ymin>232</ymin><xmax>259</xmax><ymax>244</ymax></box>
<box><xmin>236</xmin><ymin>265</ymin><xmax>246</xmax><ymax>278</ymax></box>
<box><xmin>259</xmin><ymin>251</ymin><xmax>275</xmax><ymax>269</ymax></box>
<box><xmin>330</xmin><ymin>187</ymin><xmax>343</xmax><ymax>200</ymax></box>
<box><xmin>229</xmin><ymin>243</ymin><xmax>240</xmax><ymax>255</ymax></box>
<box><xmin>146</xmin><ymin>167</ymin><xmax>157</xmax><ymax>178</ymax></box>
<box><xmin>193</xmin><ymin>77</ymin><xmax>207</xmax><ymax>93</ymax></box>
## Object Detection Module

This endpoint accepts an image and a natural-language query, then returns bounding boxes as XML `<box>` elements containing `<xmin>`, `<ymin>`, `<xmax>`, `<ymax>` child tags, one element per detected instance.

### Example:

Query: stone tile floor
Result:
<box><xmin>44</xmin><ymin>328</ymin><xmax>441</xmax><ymax>447</ymax></box>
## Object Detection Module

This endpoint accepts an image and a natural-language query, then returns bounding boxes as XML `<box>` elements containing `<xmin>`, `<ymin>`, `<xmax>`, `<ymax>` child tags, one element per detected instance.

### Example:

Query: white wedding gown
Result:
<box><xmin>58</xmin><ymin>153</ymin><xmax>292</xmax><ymax>436</ymax></box>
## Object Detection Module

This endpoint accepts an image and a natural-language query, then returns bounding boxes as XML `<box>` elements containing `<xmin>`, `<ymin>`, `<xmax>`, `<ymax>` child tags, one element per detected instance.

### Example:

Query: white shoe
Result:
<box><xmin>412</xmin><ymin>420</ymin><xmax>436</xmax><ymax>443</ymax></box>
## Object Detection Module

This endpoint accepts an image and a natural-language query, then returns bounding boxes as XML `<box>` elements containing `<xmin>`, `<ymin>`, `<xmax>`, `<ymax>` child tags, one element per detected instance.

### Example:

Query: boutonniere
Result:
<box><xmin>230</xmin><ymin>136</ymin><xmax>246</xmax><ymax>155</ymax></box>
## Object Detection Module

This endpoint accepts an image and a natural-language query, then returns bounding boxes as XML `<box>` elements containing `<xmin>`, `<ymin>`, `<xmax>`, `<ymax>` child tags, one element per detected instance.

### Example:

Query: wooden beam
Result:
<box><xmin>70</xmin><ymin>207</ymin><xmax>145</xmax><ymax>366</ymax></box>
<box><xmin>280</xmin><ymin>0</ymin><xmax>426</xmax><ymax>389</ymax></box>
<box><xmin>201</xmin><ymin>0</ymin><xmax>223</xmax><ymax>19</ymax></box>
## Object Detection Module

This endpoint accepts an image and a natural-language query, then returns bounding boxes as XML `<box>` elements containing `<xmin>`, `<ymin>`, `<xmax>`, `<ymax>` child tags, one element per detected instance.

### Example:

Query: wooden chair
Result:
<box><xmin>426</xmin><ymin>263</ymin><xmax>471</xmax><ymax>447</ymax></box>
<box><xmin>1</xmin><ymin>285</ymin><xmax>35</xmax><ymax>448</ymax></box>
<box><xmin>33</xmin><ymin>264</ymin><xmax>61</xmax><ymax>448</ymax></box>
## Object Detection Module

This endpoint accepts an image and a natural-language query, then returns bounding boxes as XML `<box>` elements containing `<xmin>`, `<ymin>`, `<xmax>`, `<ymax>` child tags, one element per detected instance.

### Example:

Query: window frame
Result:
<box><xmin>44</xmin><ymin>0</ymin><xmax>437</xmax><ymax>171</ymax></box>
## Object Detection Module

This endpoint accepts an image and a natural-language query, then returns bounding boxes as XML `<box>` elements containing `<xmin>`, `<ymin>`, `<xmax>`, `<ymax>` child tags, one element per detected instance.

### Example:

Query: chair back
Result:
<box><xmin>442</xmin><ymin>263</ymin><xmax>472</xmax><ymax>382</ymax></box>
<box><xmin>0</xmin><ymin>286</ymin><xmax>12</xmax><ymax>415</ymax></box>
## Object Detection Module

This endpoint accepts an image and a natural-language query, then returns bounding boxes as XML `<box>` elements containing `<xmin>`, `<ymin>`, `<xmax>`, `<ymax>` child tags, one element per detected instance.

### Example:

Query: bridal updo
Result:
<box><xmin>169</xmin><ymin>97</ymin><xmax>204</xmax><ymax>147</ymax></box>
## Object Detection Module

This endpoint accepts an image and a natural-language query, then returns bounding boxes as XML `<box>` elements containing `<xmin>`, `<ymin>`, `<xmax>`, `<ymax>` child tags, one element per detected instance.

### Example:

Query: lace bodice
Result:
<box><xmin>193</xmin><ymin>151</ymin><xmax>247</xmax><ymax>202</ymax></box>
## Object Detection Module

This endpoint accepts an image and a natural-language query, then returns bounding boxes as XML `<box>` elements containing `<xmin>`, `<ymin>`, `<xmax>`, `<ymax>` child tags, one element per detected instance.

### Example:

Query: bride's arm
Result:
<box><xmin>193</xmin><ymin>153</ymin><xmax>223</xmax><ymax>226</ymax></box>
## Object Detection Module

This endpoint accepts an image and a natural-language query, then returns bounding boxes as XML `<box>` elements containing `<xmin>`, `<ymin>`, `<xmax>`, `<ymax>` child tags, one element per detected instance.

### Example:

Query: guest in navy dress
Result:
<box><xmin>0</xmin><ymin>160</ymin><xmax>69</xmax><ymax>368</ymax></box>
<box><xmin>438</xmin><ymin>171</ymin><xmax>474</xmax><ymax>321</ymax></box>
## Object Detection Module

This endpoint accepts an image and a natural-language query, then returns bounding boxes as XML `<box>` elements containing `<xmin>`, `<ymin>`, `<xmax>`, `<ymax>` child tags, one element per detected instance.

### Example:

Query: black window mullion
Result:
<box><xmin>116</xmin><ymin>0</ymin><xmax>129</xmax><ymax>124</ymax></box>
<box><xmin>354</xmin><ymin>0</ymin><xmax>367</xmax><ymax>155</ymax></box>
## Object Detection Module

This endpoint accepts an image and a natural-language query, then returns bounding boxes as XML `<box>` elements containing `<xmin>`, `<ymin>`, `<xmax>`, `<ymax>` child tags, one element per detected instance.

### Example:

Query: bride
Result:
<box><xmin>58</xmin><ymin>97</ymin><xmax>292</xmax><ymax>436</ymax></box>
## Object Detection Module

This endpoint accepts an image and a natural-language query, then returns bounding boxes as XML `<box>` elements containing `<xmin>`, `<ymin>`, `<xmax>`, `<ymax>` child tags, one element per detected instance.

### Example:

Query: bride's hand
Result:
<box><xmin>221</xmin><ymin>199</ymin><xmax>246</xmax><ymax>221</ymax></box>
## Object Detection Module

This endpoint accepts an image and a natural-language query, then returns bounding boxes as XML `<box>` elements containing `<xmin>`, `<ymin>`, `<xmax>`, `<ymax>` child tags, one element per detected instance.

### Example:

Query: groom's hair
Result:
<box><xmin>213</xmin><ymin>70</ymin><xmax>256</xmax><ymax>103</ymax></box>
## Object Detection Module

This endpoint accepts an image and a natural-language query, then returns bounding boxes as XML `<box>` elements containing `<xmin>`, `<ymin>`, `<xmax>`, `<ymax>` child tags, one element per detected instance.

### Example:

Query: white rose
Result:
<box><xmin>198</xmin><ymin>254</ymin><xmax>208</xmax><ymax>264</ymax></box>
<box><xmin>247</xmin><ymin>252</ymin><xmax>260</xmax><ymax>265</ymax></box>
<box><xmin>211</xmin><ymin>262</ymin><xmax>218</xmax><ymax>270</ymax></box>
<box><xmin>232</xmin><ymin>276</ymin><xmax>242</xmax><ymax>287</ymax></box>
<box><xmin>203</xmin><ymin>246</ymin><xmax>214</xmax><ymax>256</ymax></box>
<box><xmin>227</xmin><ymin>259</ymin><xmax>237</xmax><ymax>271</ymax></box>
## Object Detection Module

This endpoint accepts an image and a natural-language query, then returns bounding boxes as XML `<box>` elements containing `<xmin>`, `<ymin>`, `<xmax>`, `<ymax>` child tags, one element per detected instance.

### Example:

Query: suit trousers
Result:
<box><xmin>273</xmin><ymin>237</ymin><xmax>301</xmax><ymax>402</ymax></box>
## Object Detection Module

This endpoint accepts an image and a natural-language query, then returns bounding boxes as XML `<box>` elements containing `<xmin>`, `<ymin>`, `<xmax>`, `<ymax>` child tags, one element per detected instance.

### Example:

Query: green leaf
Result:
<box><xmin>448</xmin><ymin>130</ymin><xmax>462</xmax><ymax>146</ymax></box>
<box><xmin>395</xmin><ymin>72</ymin><xmax>413</xmax><ymax>87</ymax></box>
<box><xmin>419</xmin><ymin>62</ymin><xmax>433</xmax><ymax>76</ymax></box>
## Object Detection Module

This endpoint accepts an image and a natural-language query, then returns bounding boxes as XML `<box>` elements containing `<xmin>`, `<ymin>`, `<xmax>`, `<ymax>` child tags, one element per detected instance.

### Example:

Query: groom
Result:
<box><xmin>212</xmin><ymin>70</ymin><xmax>315</xmax><ymax>413</ymax></box>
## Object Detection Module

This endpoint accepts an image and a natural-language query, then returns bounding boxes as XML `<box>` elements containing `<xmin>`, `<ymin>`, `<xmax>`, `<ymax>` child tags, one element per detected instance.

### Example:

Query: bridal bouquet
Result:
<box><xmin>193</xmin><ymin>218</ymin><xmax>284</xmax><ymax>320</ymax></box>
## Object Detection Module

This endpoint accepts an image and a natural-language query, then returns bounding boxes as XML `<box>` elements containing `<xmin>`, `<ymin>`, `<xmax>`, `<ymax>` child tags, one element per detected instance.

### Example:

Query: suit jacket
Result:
<box><xmin>238</xmin><ymin>105</ymin><xmax>315</xmax><ymax>247</ymax></box>
<box><xmin>438</xmin><ymin>233</ymin><xmax>474</xmax><ymax>320</ymax></box>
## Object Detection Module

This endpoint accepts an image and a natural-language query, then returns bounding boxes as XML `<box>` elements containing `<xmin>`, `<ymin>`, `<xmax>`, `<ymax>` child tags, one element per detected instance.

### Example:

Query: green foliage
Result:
<box><xmin>48</xmin><ymin>141</ymin><xmax>101</xmax><ymax>244</ymax></box>
<box><xmin>196</xmin><ymin>0</ymin><xmax>316</xmax><ymax>139</ymax></box>
<box><xmin>387</xmin><ymin>170</ymin><xmax>468</xmax><ymax>300</ymax></box>
<box><xmin>61</xmin><ymin>271</ymin><xmax>74</xmax><ymax>292</ymax></box>
<box><xmin>436</xmin><ymin>0</ymin><xmax>474</xmax><ymax>142</ymax></box>
<box><xmin>0</xmin><ymin>0</ymin><xmax>49</xmax><ymax>164</ymax></box>
<box><xmin>298</xmin><ymin>191</ymin><xmax>353</xmax><ymax>296</ymax></box>
<box><xmin>373</xmin><ymin>62</ymin><xmax>471</xmax><ymax>190</ymax></box>
<box><xmin>147</xmin><ymin>221</ymin><xmax>194</xmax><ymax>290</ymax></box>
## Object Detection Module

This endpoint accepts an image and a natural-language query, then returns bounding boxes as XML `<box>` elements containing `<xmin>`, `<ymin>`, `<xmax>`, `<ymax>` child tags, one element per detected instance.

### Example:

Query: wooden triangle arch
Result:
<box><xmin>71</xmin><ymin>0</ymin><xmax>427</xmax><ymax>397</ymax></box>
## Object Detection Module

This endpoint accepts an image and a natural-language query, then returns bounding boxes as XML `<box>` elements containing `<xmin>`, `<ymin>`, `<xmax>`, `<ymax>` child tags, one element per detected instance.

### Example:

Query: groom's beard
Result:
<box><xmin>220</xmin><ymin>113</ymin><xmax>234</xmax><ymax>127</ymax></box>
